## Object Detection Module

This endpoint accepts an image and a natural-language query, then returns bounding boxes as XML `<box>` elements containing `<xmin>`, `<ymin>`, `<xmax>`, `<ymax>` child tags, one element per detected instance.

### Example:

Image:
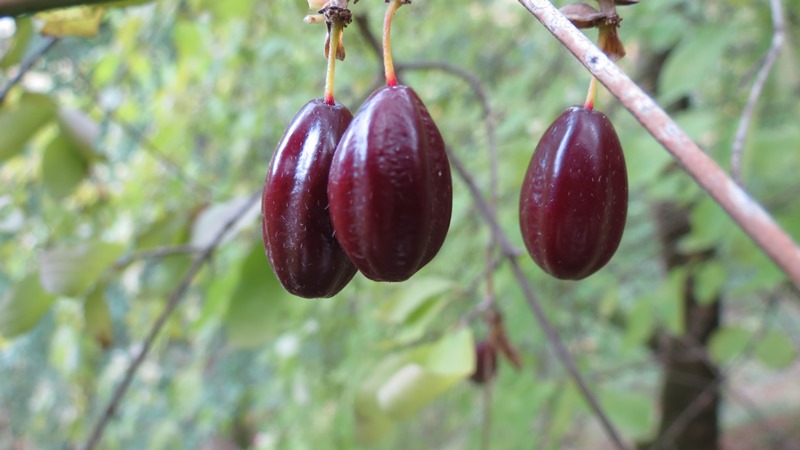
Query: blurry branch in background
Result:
<box><xmin>730</xmin><ymin>0</ymin><xmax>786</xmax><ymax>185</ymax></box>
<box><xmin>0</xmin><ymin>0</ymin><xmax>115</xmax><ymax>16</ymax></box>
<box><xmin>0</xmin><ymin>37</ymin><xmax>58</xmax><ymax>104</ymax></box>
<box><xmin>80</xmin><ymin>190</ymin><xmax>260</xmax><ymax>450</ymax></box>
<box><xmin>111</xmin><ymin>245</ymin><xmax>201</xmax><ymax>270</ymax></box>
<box><xmin>516</xmin><ymin>0</ymin><xmax>800</xmax><ymax>290</ymax></box>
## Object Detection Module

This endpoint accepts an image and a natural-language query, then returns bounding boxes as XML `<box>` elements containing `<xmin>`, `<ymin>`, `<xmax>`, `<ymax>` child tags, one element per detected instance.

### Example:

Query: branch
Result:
<box><xmin>0</xmin><ymin>37</ymin><xmax>58</xmax><ymax>104</ymax></box>
<box><xmin>112</xmin><ymin>245</ymin><xmax>200</xmax><ymax>270</ymax></box>
<box><xmin>0</xmin><ymin>0</ymin><xmax>116</xmax><ymax>16</ymax></box>
<box><xmin>80</xmin><ymin>190</ymin><xmax>260</xmax><ymax>450</ymax></box>
<box><xmin>730</xmin><ymin>0</ymin><xmax>785</xmax><ymax>185</ymax></box>
<box><xmin>448</xmin><ymin>152</ymin><xmax>631</xmax><ymax>450</ymax></box>
<box><xmin>516</xmin><ymin>0</ymin><xmax>800</xmax><ymax>290</ymax></box>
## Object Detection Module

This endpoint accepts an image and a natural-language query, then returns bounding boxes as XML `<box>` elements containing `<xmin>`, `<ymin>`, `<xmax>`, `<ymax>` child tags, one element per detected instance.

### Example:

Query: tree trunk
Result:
<box><xmin>651</xmin><ymin>201</ymin><xmax>721</xmax><ymax>450</ymax></box>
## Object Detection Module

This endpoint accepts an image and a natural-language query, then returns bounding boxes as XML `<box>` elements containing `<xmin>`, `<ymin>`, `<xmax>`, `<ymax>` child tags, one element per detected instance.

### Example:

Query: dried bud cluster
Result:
<box><xmin>559</xmin><ymin>0</ymin><xmax>636</xmax><ymax>61</ymax></box>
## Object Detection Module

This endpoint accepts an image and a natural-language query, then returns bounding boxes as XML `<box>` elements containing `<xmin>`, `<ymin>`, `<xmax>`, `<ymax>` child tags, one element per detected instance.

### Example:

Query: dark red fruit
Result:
<box><xmin>470</xmin><ymin>340</ymin><xmax>498</xmax><ymax>384</ymax></box>
<box><xmin>328</xmin><ymin>85</ymin><xmax>452</xmax><ymax>282</ymax></box>
<box><xmin>519</xmin><ymin>105</ymin><xmax>628</xmax><ymax>280</ymax></box>
<box><xmin>262</xmin><ymin>98</ymin><xmax>357</xmax><ymax>298</ymax></box>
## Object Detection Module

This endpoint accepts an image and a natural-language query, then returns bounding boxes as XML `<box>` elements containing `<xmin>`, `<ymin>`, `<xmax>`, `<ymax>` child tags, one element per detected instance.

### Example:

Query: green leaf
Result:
<box><xmin>223</xmin><ymin>244</ymin><xmax>295</xmax><ymax>348</ymax></box>
<box><xmin>693</xmin><ymin>262</ymin><xmax>726</xmax><ymax>305</ymax></box>
<box><xmin>709</xmin><ymin>326</ymin><xmax>751</xmax><ymax>365</ymax></box>
<box><xmin>378</xmin><ymin>278</ymin><xmax>453</xmax><ymax>324</ymax></box>
<box><xmin>39</xmin><ymin>241</ymin><xmax>125</xmax><ymax>297</ymax></box>
<box><xmin>0</xmin><ymin>273</ymin><xmax>58</xmax><ymax>338</ymax></box>
<box><xmin>377</xmin><ymin>277</ymin><xmax>455</xmax><ymax>345</ymax></box>
<box><xmin>755</xmin><ymin>330</ymin><xmax>796</xmax><ymax>369</ymax></box>
<box><xmin>0</xmin><ymin>93</ymin><xmax>57</xmax><ymax>163</ymax></box>
<box><xmin>417</xmin><ymin>327</ymin><xmax>474</xmax><ymax>376</ymax></box>
<box><xmin>367</xmin><ymin>329</ymin><xmax>474</xmax><ymax>420</ymax></box>
<box><xmin>1</xmin><ymin>17</ymin><xmax>33</xmax><ymax>69</ymax></box>
<box><xmin>84</xmin><ymin>285</ymin><xmax>113</xmax><ymax>348</ymax></box>
<box><xmin>41</xmin><ymin>133</ymin><xmax>90</xmax><ymax>200</ymax></box>
<box><xmin>599</xmin><ymin>389</ymin><xmax>654</xmax><ymax>438</ymax></box>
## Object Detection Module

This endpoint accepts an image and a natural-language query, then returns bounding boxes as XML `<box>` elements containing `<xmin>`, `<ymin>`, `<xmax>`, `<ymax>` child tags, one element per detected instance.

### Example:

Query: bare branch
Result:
<box><xmin>112</xmin><ymin>245</ymin><xmax>201</xmax><ymax>270</ymax></box>
<box><xmin>516</xmin><ymin>0</ymin><xmax>800</xmax><ymax>289</ymax></box>
<box><xmin>80</xmin><ymin>190</ymin><xmax>261</xmax><ymax>450</ymax></box>
<box><xmin>0</xmin><ymin>37</ymin><xmax>58</xmax><ymax>104</ymax></box>
<box><xmin>448</xmin><ymin>151</ymin><xmax>631</xmax><ymax>450</ymax></box>
<box><xmin>730</xmin><ymin>0</ymin><xmax>785</xmax><ymax>185</ymax></box>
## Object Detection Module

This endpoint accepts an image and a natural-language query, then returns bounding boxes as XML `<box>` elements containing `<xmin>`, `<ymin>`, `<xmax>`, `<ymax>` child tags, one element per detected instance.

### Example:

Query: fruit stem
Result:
<box><xmin>584</xmin><ymin>75</ymin><xmax>598</xmax><ymax>110</ymax></box>
<box><xmin>323</xmin><ymin>21</ymin><xmax>345</xmax><ymax>105</ymax></box>
<box><xmin>383</xmin><ymin>0</ymin><xmax>402</xmax><ymax>87</ymax></box>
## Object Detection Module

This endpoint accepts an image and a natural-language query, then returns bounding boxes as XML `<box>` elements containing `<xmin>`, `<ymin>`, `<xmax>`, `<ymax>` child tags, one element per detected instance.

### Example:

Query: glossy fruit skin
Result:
<box><xmin>470</xmin><ymin>341</ymin><xmax>498</xmax><ymax>384</ymax></box>
<box><xmin>262</xmin><ymin>98</ymin><xmax>357</xmax><ymax>298</ymax></box>
<box><xmin>519</xmin><ymin>105</ymin><xmax>628</xmax><ymax>280</ymax></box>
<box><xmin>328</xmin><ymin>85</ymin><xmax>452</xmax><ymax>282</ymax></box>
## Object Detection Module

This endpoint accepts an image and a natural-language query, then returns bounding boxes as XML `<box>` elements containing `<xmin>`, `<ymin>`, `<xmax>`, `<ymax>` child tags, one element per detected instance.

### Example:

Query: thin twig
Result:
<box><xmin>516</xmin><ymin>0</ymin><xmax>800</xmax><ymax>289</ymax></box>
<box><xmin>0</xmin><ymin>37</ymin><xmax>59</xmax><ymax>104</ymax></box>
<box><xmin>112</xmin><ymin>245</ymin><xmax>201</xmax><ymax>270</ymax></box>
<box><xmin>448</xmin><ymin>152</ymin><xmax>630</xmax><ymax>450</ymax></box>
<box><xmin>80</xmin><ymin>190</ymin><xmax>260</xmax><ymax>450</ymax></box>
<box><xmin>731</xmin><ymin>0</ymin><xmax>785</xmax><ymax>185</ymax></box>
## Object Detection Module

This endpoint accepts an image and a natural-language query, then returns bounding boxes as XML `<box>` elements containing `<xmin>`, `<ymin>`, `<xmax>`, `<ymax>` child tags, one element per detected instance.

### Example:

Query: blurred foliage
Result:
<box><xmin>1</xmin><ymin>0</ymin><xmax>800</xmax><ymax>449</ymax></box>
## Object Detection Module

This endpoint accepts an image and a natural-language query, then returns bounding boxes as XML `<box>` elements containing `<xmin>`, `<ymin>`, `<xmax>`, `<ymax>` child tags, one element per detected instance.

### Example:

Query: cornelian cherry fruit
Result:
<box><xmin>327</xmin><ymin>85</ymin><xmax>452</xmax><ymax>282</ymax></box>
<box><xmin>519</xmin><ymin>105</ymin><xmax>628</xmax><ymax>280</ymax></box>
<box><xmin>262</xmin><ymin>98</ymin><xmax>357</xmax><ymax>298</ymax></box>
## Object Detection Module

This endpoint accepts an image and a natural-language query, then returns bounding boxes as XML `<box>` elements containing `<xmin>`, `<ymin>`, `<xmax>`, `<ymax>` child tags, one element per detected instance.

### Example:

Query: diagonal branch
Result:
<box><xmin>730</xmin><ymin>0</ymin><xmax>785</xmax><ymax>185</ymax></box>
<box><xmin>516</xmin><ymin>0</ymin><xmax>800</xmax><ymax>290</ymax></box>
<box><xmin>0</xmin><ymin>37</ymin><xmax>59</xmax><ymax>104</ymax></box>
<box><xmin>80</xmin><ymin>190</ymin><xmax>260</xmax><ymax>450</ymax></box>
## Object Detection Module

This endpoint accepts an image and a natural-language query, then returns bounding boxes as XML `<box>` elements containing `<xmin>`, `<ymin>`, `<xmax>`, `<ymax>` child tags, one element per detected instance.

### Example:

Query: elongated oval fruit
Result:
<box><xmin>328</xmin><ymin>85</ymin><xmax>452</xmax><ymax>282</ymax></box>
<box><xmin>262</xmin><ymin>98</ymin><xmax>357</xmax><ymax>298</ymax></box>
<box><xmin>519</xmin><ymin>105</ymin><xmax>628</xmax><ymax>280</ymax></box>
